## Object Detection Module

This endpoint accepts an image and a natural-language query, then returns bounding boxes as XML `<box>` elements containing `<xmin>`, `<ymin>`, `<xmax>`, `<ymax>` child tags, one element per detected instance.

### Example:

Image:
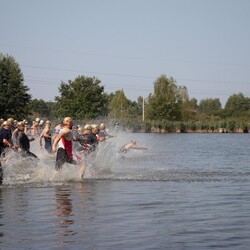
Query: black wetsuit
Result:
<box><xmin>0</xmin><ymin>128</ymin><xmax>12</xmax><ymax>185</ymax></box>
<box><xmin>44</xmin><ymin>136</ymin><xmax>52</xmax><ymax>153</ymax></box>
<box><xmin>0</xmin><ymin>128</ymin><xmax>11</xmax><ymax>156</ymax></box>
<box><xmin>77</xmin><ymin>132</ymin><xmax>97</xmax><ymax>153</ymax></box>
<box><xmin>98</xmin><ymin>129</ymin><xmax>108</xmax><ymax>139</ymax></box>
<box><xmin>16</xmin><ymin>130</ymin><xmax>38</xmax><ymax>159</ymax></box>
<box><xmin>42</xmin><ymin>128</ymin><xmax>52</xmax><ymax>153</ymax></box>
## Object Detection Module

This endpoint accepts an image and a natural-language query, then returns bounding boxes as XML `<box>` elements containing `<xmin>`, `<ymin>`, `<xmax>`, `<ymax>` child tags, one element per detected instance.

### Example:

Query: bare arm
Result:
<box><xmin>43</xmin><ymin>128</ymin><xmax>52</xmax><ymax>138</ymax></box>
<box><xmin>52</xmin><ymin>133</ymin><xmax>62</xmax><ymax>153</ymax></box>
<box><xmin>39</xmin><ymin>131</ymin><xmax>44</xmax><ymax>146</ymax></box>
<box><xmin>11</xmin><ymin>128</ymin><xmax>18</xmax><ymax>140</ymax></box>
<box><xmin>3</xmin><ymin>138</ymin><xmax>12</xmax><ymax>147</ymax></box>
<box><xmin>52</xmin><ymin>129</ymin><xmax>68</xmax><ymax>152</ymax></box>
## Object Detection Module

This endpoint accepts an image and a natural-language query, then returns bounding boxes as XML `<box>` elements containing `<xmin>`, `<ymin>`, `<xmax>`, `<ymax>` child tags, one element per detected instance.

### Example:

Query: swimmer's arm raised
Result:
<box><xmin>39</xmin><ymin>131</ymin><xmax>44</xmax><ymax>146</ymax></box>
<box><xmin>52</xmin><ymin>131</ymin><xmax>63</xmax><ymax>152</ymax></box>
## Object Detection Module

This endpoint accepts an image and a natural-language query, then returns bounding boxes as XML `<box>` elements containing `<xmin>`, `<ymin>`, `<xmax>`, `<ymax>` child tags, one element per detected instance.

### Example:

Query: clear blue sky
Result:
<box><xmin>1</xmin><ymin>0</ymin><xmax>250</xmax><ymax>107</ymax></box>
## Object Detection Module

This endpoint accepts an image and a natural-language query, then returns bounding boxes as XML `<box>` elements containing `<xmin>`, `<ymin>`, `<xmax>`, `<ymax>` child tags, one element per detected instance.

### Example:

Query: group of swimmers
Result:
<box><xmin>0</xmin><ymin>116</ymin><xmax>117</xmax><ymax>184</ymax></box>
<box><xmin>0</xmin><ymin>116</ymin><xmax>147</xmax><ymax>185</ymax></box>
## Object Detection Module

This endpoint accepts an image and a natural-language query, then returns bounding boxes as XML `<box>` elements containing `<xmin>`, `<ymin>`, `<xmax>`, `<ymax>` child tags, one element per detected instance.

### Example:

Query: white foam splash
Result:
<box><xmin>1</xmin><ymin>131</ymin><xmax>150</xmax><ymax>186</ymax></box>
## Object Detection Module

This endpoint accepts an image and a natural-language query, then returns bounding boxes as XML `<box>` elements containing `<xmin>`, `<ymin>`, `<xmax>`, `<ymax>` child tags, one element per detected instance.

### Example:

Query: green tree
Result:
<box><xmin>46</xmin><ymin>101</ymin><xmax>57</xmax><ymax>118</ymax></box>
<box><xmin>136</xmin><ymin>96</ymin><xmax>144</xmax><ymax>119</ymax></box>
<box><xmin>0</xmin><ymin>53</ymin><xmax>31</xmax><ymax>119</ymax></box>
<box><xmin>177</xmin><ymin>87</ymin><xmax>200</xmax><ymax>121</ymax></box>
<box><xmin>54</xmin><ymin>75</ymin><xmax>108</xmax><ymax>119</ymax></box>
<box><xmin>199</xmin><ymin>98</ymin><xmax>222</xmax><ymax>115</ymax></box>
<box><xmin>224</xmin><ymin>93</ymin><xmax>250</xmax><ymax>117</ymax></box>
<box><xmin>29</xmin><ymin>99</ymin><xmax>51</xmax><ymax>117</ymax></box>
<box><xmin>145</xmin><ymin>75</ymin><xmax>182</xmax><ymax>121</ymax></box>
<box><xmin>128</xmin><ymin>100</ymin><xmax>141</xmax><ymax>118</ymax></box>
<box><xmin>108</xmin><ymin>90</ymin><xmax>130</xmax><ymax>118</ymax></box>
<box><xmin>177</xmin><ymin>86</ymin><xmax>189</xmax><ymax>103</ymax></box>
<box><xmin>189</xmin><ymin>98</ymin><xmax>198</xmax><ymax>110</ymax></box>
<box><xmin>108</xmin><ymin>90</ymin><xmax>142</xmax><ymax>120</ymax></box>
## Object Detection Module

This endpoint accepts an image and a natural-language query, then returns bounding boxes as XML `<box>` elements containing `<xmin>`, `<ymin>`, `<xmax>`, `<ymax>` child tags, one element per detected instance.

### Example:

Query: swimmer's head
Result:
<box><xmin>7</xmin><ymin>118</ymin><xmax>14</xmax><ymax>125</ymax></box>
<box><xmin>17</xmin><ymin>121</ymin><xmax>25</xmax><ymax>130</ymax></box>
<box><xmin>45</xmin><ymin>120</ymin><xmax>51</xmax><ymax>126</ymax></box>
<box><xmin>99</xmin><ymin>123</ymin><xmax>105</xmax><ymax>129</ymax></box>
<box><xmin>131</xmin><ymin>140</ymin><xmax>136</xmax><ymax>144</ymax></box>
<box><xmin>78</xmin><ymin>127</ymin><xmax>83</xmax><ymax>133</ymax></box>
<box><xmin>2</xmin><ymin>121</ymin><xmax>10</xmax><ymax>127</ymax></box>
<box><xmin>63</xmin><ymin>117</ymin><xmax>73</xmax><ymax>129</ymax></box>
<box><xmin>84</xmin><ymin>124</ymin><xmax>92</xmax><ymax>131</ymax></box>
<box><xmin>91</xmin><ymin>124</ymin><xmax>99</xmax><ymax>133</ymax></box>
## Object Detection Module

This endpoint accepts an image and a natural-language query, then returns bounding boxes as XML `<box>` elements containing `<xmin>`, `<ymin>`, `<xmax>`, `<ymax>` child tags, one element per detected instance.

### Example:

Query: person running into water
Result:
<box><xmin>52</xmin><ymin>117</ymin><xmax>85</xmax><ymax>178</ymax></box>
<box><xmin>0</xmin><ymin>121</ymin><xmax>16</xmax><ymax>185</ymax></box>
<box><xmin>39</xmin><ymin>120</ymin><xmax>53</xmax><ymax>153</ymax></box>
<box><xmin>98</xmin><ymin>123</ymin><xmax>113</xmax><ymax>141</ymax></box>
<box><xmin>77</xmin><ymin>124</ymin><xmax>97</xmax><ymax>155</ymax></box>
<box><xmin>119</xmin><ymin>140</ymin><xmax>147</xmax><ymax>153</ymax></box>
<box><xmin>16</xmin><ymin>121</ymin><xmax>38</xmax><ymax>158</ymax></box>
<box><xmin>31</xmin><ymin>118</ymin><xmax>40</xmax><ymax>136</ymax></box>
<box><xmin>7</xmin><ymin>117</ymin><xmax>16</xmax><ymax>134</ymax></box>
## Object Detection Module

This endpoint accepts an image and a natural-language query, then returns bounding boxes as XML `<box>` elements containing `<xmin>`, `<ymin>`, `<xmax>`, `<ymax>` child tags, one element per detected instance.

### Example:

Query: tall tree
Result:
<box><xmin>145</xmin><ymin>75</ymin><xmax>182</xmax><ymax>121</ymax></box>
<box><xmin>29</xmin><ymin>99</ymin><xmax>51</xmax><ymax>117</ymax></box>
<box><xmin>54</xmin><ymin>76</ymin><xmax>108</xmax><ymax>120</ymax></box>
<box><xmin>136</xmin><ymin>96</ymin><xmax>144</xmax><ymax>119</ymax></box>
<box><xmin>108</xmin><ymin>90</ymin><xmax>130</xmax><ymax>118</ymax></box>
<box><xmin>189</xmin><ymin>98</ymin><xmax>198</xmax><ymax>110</ymax></box>
<box><xmin>0</xmin><ymin>53</ymin><xmax>31</xmax><ymax>119</ymax></box>
<box><xmin>224</xmin><ymin>93</ymin><xmax>250</xmax><ymax>117</ymax></box>
<box><xmin>108</xmin><ymin>90</ymin><xmax>142</xmax><ymax>119</ymax></box>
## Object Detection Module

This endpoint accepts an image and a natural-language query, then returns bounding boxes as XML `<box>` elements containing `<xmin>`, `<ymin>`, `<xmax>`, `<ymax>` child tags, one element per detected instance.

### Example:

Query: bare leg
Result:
<box><xmin>79</xmin><ymin>159</ymin><xmax>87</xmax><ymax>179</ymax></box>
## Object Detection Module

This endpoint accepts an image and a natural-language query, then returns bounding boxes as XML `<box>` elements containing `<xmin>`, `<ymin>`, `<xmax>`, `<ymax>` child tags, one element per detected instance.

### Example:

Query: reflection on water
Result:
<box><xmin>0</xmin><ymin>133</ymin><xmax>250</xmax><ymax>249</ymax></box>
<box><xmin>55</xmin><ymin>186</ymin><xmax>75</xmax><ymax>239</ymax></box>
<box><xmin>0</xmin><ymin>190</ymin><xmax>3</xmax><ymax>239</ymax></box>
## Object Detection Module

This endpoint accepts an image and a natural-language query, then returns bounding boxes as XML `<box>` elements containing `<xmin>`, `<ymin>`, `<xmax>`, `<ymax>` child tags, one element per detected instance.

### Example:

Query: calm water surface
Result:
<box><xmin>0</xmin><ymin>133</ymin><xmax>250</xmax><ymax>249</ymax></box>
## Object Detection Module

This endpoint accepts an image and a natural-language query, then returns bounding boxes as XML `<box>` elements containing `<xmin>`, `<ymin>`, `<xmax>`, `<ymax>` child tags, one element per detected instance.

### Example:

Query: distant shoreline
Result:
<box><xmin>137</xmin><ymin>128</ymin><xmax>249</xmax><ymax>134</ymax></box>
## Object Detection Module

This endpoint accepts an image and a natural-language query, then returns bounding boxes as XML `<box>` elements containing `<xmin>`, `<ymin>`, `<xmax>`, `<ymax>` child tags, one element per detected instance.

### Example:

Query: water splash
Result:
<box><xmin>2</xmin><ymin>133</ymin><xmax>245</xmax><ymax>185</ymax></box>
<box><xmin>1</xmin><ymin>134</ymin><xmax>124</xmax><ymax>186</ymax></box>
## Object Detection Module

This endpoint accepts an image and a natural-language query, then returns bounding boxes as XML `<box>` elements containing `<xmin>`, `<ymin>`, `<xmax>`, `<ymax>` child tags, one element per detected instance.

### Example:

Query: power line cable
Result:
<box><xmin>22</xmin><ymin>64</ymin><xmax>250</xmax><ymax>86</ymax></box>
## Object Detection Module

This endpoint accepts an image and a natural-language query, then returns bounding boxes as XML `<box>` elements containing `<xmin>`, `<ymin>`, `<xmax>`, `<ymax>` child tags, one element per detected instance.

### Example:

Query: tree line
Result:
<box><xmin>1</xmin><ymin>53</ymin><xmax>250</xmax><ymax>132</ymax></box>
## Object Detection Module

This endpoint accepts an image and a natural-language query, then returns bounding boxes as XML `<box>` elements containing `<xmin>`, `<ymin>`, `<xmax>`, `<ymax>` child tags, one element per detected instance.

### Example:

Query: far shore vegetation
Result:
<box><xmin>1</xmin><ymin>52</ymin><xmax>250</xmax><ymax>133</ymax></box>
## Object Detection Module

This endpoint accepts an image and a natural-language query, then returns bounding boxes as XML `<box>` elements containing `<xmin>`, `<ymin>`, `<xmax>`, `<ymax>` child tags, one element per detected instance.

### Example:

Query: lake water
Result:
<box><xmin>0</xmin><ymin>133</ymin><xmax>250</xmax><ymax>249</ymax></box>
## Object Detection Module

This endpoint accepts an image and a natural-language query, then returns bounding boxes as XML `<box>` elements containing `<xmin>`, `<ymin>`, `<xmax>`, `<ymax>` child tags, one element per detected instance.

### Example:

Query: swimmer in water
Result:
<box><xmin>15</xmin><ymin>121</ymin><xmax>38</xmax><ymax>158</ymax></box>
<box><xmin>0</xmin><ymin>121</ymin><xmax>16</xmax><ymax>185</ymax></box>
<box><xmin>52</xmin><ymin>117</ymin><xmax>86</xmax><ymax>178</ymax></box>
<box><xmin>119</xmin><ymin>140</ymin><xmax>147</xmax><ymax>153</ymax></box>
<box><xmin>39</xmin><ymin>120</ymin><xmax>53</xmax><ymax>154</ymax></box>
